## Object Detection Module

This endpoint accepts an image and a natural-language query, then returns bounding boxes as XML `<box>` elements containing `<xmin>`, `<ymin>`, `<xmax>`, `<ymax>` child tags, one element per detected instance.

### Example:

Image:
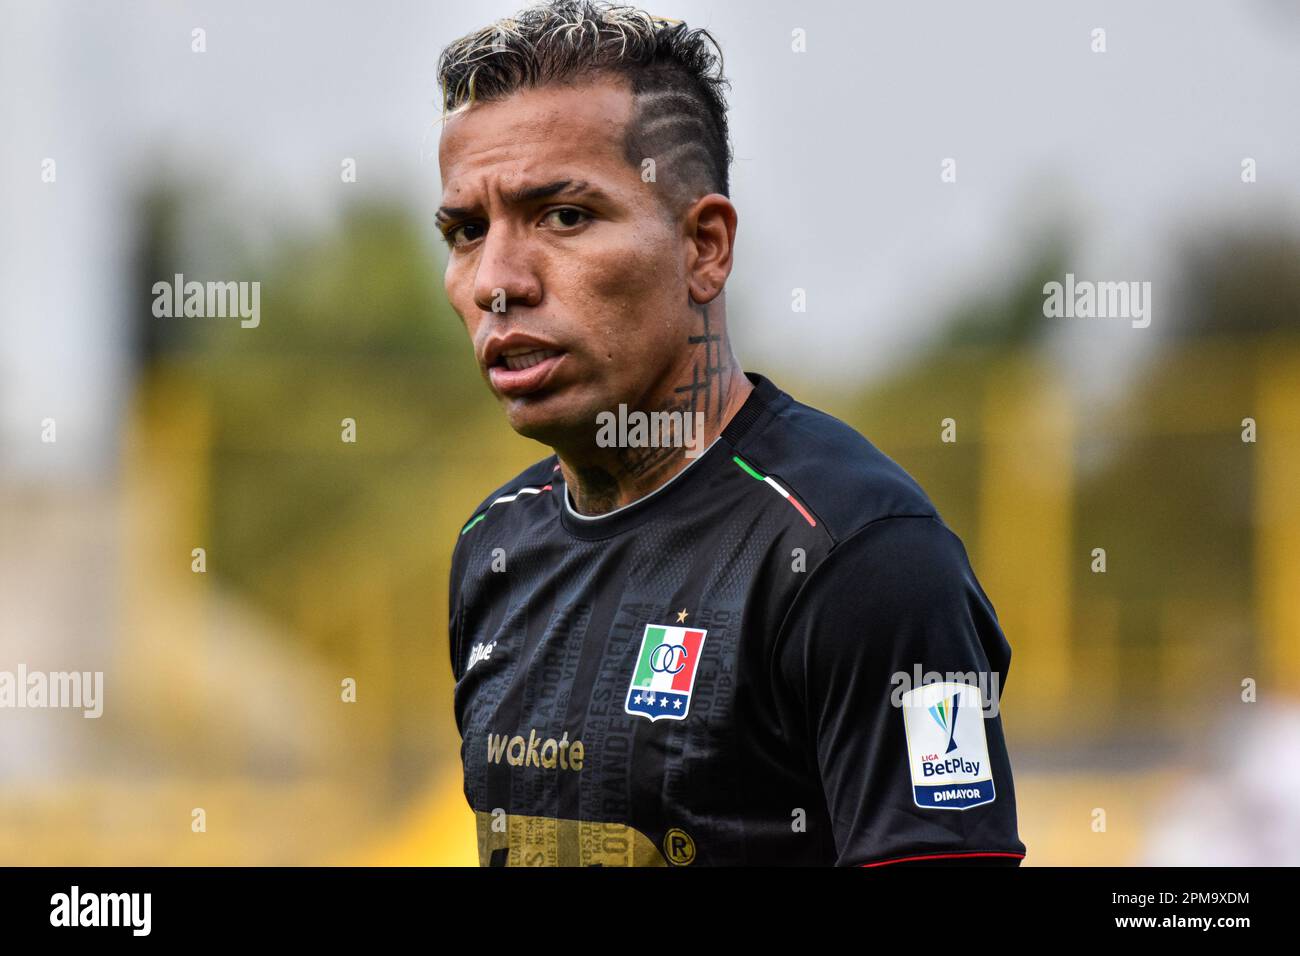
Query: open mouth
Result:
<box><xmin>497</xmin><ymin>347</ymin><xmax>562</xmax><ymax>372</ymax></box>
<box><xmin>488</xmin><ymin>347</ymin><xmax>566</xmax><ymax>397</ymax></box>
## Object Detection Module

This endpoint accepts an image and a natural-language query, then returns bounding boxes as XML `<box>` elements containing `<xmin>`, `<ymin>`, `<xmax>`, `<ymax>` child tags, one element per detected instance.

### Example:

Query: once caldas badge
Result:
<box><xmin>625</xmin><ymin>624</ymin><xmax>706</xmax><ymax>722</ymax></box>
<box><xmin>901</xmin><ymin>681</ymin><xmax>995</xmax><ymax>810</ymax></box>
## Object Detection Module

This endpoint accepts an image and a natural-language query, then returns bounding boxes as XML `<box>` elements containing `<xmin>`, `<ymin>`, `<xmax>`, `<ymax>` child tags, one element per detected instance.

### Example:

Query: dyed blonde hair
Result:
<box><xmin>437</xmin><ymin>0</ymin><xmax>732</xmax><ymax>211</ymax></box>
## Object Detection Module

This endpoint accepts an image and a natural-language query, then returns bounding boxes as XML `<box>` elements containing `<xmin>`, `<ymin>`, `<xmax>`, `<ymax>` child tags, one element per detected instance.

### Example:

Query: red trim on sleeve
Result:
<box><xmin>859</xmin><ymin>851</ymin><xmax>1025</xmax><ymax>867</ymax></box>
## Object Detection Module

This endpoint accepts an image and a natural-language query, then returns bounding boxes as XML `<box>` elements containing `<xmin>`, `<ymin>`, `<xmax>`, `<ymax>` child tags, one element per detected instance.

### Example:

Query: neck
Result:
<box><xmin>558</xmin><ymin>300</ymin><xmax>753</xmax><ymax>516</ymax></box>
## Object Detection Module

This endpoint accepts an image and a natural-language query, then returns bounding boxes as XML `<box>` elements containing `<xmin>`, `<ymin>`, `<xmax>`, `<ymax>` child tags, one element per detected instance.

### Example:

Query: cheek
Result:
<box><xmin>570</xmin><ymin>230</ymin><xmax>680</xmax><ymax>341</ymax></box>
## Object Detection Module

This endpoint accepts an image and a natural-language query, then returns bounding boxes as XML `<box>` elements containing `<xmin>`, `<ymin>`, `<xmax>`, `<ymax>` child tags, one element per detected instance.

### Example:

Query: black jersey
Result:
<box><xmin>448</xmin><ymin>371</ymin><xmax>1026</xmax><ymax>866</ymax></box>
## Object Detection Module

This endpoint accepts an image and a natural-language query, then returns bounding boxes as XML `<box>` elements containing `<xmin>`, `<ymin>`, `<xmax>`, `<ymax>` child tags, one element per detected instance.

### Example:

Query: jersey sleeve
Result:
<box><xmin>773</xmin><ymin>514</ymin><xmax>1026</xmax><ymax>867</ymax></box>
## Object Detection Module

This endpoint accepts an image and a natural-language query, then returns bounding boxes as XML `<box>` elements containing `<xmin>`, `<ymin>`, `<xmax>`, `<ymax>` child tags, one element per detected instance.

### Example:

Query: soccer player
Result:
<box><xmin>439</xmin><ymin>0</ymin><xmax>1026</xmax><ymax>866</ymax></box>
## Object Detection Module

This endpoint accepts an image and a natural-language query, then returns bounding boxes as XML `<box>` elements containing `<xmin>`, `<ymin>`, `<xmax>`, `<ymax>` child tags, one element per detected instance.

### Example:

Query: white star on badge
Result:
<box><xmin>634</xmin><ymin>694</ymin><xmax>643</xmax><ymax>704</ymax></box>
<box><xmin>673</xmin><ymin>699</ymin><xmax>682</xmax><ymax>709</ymax></box>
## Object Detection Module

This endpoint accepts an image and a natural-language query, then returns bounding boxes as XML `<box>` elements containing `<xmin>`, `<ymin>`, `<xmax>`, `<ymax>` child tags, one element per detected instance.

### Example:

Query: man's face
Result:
<box><xmin>437</xmin><ymin>74</ymin><xmax>691</xmax><ymax>446</ymax></box>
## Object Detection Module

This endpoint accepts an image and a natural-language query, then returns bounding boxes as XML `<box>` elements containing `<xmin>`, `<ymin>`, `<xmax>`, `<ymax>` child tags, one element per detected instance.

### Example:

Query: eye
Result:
<box><xmin>444</xmin><ymin>221</ymin><xmax>485</xmax><ymax>249</ymax></box>
<box><xmin>541</xmin><ymin>207</ymin><xmax>591</xmax><ymax>230</ymax></box>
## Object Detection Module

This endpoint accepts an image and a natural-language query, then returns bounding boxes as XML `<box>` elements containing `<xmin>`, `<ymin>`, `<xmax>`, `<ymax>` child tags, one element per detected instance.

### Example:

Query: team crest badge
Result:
<box><xmin>900</xmin><ymin>681</ymin><xmax>996</xmax><ymax>810</ymax></box>
<box><xmin>624</xmin><ymin>624</ymin><xmax>707</xmax><ymax>722</ymax></box>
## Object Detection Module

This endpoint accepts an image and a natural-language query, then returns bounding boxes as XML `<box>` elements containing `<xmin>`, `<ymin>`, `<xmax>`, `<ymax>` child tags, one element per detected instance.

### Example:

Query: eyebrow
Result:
<box><xmin>435</xmin><ymin>179</ymin><xmax>605</xmax><ymax>224</ymax></box>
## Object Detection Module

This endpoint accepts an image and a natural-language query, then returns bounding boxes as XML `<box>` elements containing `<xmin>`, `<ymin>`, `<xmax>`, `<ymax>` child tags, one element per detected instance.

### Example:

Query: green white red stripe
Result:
<box><xmin>460</xmin><ymin>484</ymin><xmax>553</xmax><ymax>535</ymax></box>
<box><xmin>732</xmin><ymin>455</ymin><xmax>816</xmax><ymax>527</ymax></box>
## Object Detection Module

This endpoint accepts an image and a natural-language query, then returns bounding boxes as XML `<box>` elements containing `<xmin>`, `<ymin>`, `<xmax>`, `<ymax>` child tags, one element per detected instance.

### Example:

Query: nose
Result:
<box><xmin>472</xmin><ymin>223</ymin><xmax>542</xmax><ymax>315</ymax></box>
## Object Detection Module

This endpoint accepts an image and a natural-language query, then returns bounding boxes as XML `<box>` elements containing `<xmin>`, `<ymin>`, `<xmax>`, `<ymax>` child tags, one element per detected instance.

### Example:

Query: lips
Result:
<box><xmin>483</xmin><ymin>334</ymin><xmax>567</xmax><ymax>397</ymax></box>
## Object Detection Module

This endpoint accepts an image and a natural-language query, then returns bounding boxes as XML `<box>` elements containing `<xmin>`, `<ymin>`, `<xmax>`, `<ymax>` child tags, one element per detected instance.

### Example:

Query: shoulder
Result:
<box><xmin>729</xmin><ymin>373</ymin><xmax>940</xmax><ymax>544</ymax></box>
<box><xmin>455</xmin><ymin>454</ymin><xmax>559</xmax><ymax>537</ymax></box>
<box><xmin>773</xmin><ymin>513</ymin><xmax>1010</xmax><ymax>729</ymax></box>
<box><xmin>448</xmin><ymin>453</ymin><xmax>559</xmax><ymax>618</ymax></box>
<box><xmin>797</xmin><ymin>514</ymin><xmax>986</xmax><ymax>620</ymax></box>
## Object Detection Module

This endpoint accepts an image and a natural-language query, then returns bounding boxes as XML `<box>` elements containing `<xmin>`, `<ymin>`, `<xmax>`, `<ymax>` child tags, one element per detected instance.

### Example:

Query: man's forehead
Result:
<box><xmin>438</xmin><ymin>78</ymin><xmax>634</xmax><ymax>185</ymax></box>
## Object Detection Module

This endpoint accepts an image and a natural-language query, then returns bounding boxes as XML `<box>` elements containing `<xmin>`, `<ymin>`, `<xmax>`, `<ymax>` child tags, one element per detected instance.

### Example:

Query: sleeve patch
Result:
<box><xmin>901</xmin><ymin>681</ymin><xmax>996</xmax><ymax>810</ymax></box>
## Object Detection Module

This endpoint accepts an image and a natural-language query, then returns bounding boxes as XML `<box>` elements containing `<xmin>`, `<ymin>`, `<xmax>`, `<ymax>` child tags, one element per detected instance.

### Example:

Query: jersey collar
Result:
<box><xmin>556</xmin><ymin>371</ymin><xmax>778</xmax><ymax>540</ymax></box>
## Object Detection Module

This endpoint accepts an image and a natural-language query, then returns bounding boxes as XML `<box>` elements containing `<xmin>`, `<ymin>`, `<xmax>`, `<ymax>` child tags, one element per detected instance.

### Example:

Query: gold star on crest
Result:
<box><xmin>676</xmin><ymin>608</ymin><xmax>689</xmax><ymax>623</ymax></box>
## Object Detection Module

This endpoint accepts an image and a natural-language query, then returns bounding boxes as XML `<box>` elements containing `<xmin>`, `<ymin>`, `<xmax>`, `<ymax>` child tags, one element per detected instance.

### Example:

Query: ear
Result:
<box><xmin>683</xmin><ymin>194</ymin><xmax>738</xmax><ymax>305</ymax></box>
